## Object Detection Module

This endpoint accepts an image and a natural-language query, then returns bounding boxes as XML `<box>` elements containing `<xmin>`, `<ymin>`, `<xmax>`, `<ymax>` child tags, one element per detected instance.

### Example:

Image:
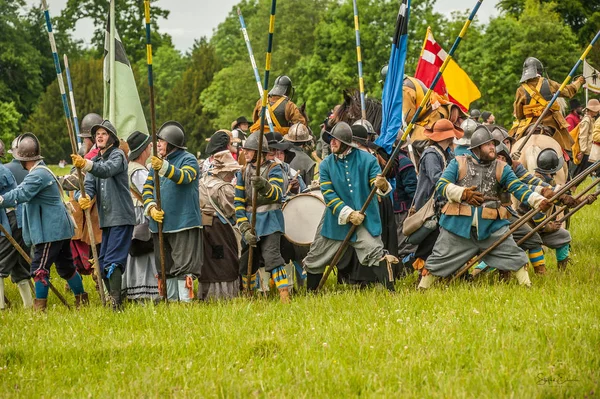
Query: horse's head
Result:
<box><xmin>330</xmin><ymin>89</ymin><xmax>382</xmax><ymax>133</ymax></box>
<box><xmin>525</xmin><ymin>124</ymin><xmax>555</xmax><ymax>137</ymax></box>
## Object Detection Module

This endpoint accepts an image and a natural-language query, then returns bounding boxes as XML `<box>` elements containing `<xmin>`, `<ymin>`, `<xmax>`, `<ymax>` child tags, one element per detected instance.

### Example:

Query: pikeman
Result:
<box><xmin>303</xmin><ymin>122</ymin><xmax>398</xmax><ymax>292</ymax></box>
<box><xmin>509</xmin><ymin>57</ymin><xmax>585</xmax><ymax>150</ymax></box>
<box><xmin>520</xmin><ymin>149</ymin><xmax>576</xmax><ymax>271</ymax></box>
<box><xmin>143</xmin><ymin>121</ymin><xmax>202</xmax><ymax>303</ymax></box>
<box><xmin>71</xmin><ymin>120</ymin><xmax>135</xmax><ymax>310</ymax></box>
<box><xmin>283</xmin><ymin>123</ymin><xmax>317</xmax><ymax>185</ymax></box>
<box><xmin>234</xmin><ymin>132</ymin><xmax>291</xmax><ymax>302</ymax></box>
<box><xmin>0</xmin><ymin>139</ymin><xmax>33</xmax><ymax>310</ymax></box>
<box><xmin>419</xmin><ymin>126</ymin><xmax>552</xmax><ymax>289</ymax></box>
<box><xmin>250</xmin><ymin>76</ymin><xmax>307</xmax><ymax>135</ymax></box>
<box><xmin>0</xmin><ymin>133</ymin><xmax>88</xmax><ymax>311</ymax></box>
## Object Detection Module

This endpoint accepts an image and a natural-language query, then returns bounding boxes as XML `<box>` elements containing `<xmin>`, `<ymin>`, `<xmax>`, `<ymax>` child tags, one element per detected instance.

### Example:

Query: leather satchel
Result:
<box><xmin>402</xmin><ymin>194</ymin><xmax>436</xmax><ymax>237</ymax></box>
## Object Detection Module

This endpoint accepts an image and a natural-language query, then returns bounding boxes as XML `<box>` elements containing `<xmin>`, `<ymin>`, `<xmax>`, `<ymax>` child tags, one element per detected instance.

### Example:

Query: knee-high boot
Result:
<box><xmin>374</xmin><ymin>254</ymin><xmax>397</xmax><ymax>292</ymax></box>
<box><xmin>108</xmin><ymin>266</ymin><xmax>123</xmax><ymax>310</ymax></box>
<box><xmin>0</xmin><ymin>278</ymin><xmax>6</xmax><ymax>310</ymax></box>
<box><xmin>17</xmin><ymin>280</ymin><xmax>33</xmax><ymax>309</ymax></box>
<box><xmin>306</xmin><ymin>273</ymin><xmax>323</xmax><ymax>292</ymax></box>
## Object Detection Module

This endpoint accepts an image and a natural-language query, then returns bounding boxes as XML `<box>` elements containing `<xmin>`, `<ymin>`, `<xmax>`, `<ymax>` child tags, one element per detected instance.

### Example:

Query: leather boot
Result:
<box><xmin>417</xmin><ymin>274</ymin><xmax>437</xmax><ymax>290</ymax></box>
<box><xmin>533</xmin><ymin>265</ymin><xmax>547</xmax><ymax>275</ymax></box>
<box><xmin>498</xmin><ymin>270</ymin><xmax>511</xmax><ymax>283</ymax></box>
<box><xmin>34</xmin><ymin>298</ymin><xmax>47</xmax><ymax>311</ymax></box>
<box><xmin>375</xmin><ymin>255</ymin><xmax>397</xmax><ymax>292</ymax></box>
<box><xmin>108</xmin><ymin>267</ymin><xmax>123</xmax><ymax>310</ymax></box>
<box><xmin>278</xmin><ymin>287</ymin><xmax>291</xmax><ymax>304</ymax></box>
<box><xmin>75</xmin><ymin>292</ymin><xmax>89</xmax><ymax>309</ymax></box>
<box><xmin>557</xmin><ymin>258</ymin><xmax>570</xmax><ymax>271</ymax></box>
<box><xmin>306</xmin><ymin>273</ymin><xmax>323</xmax><ymax>292</ymax></box>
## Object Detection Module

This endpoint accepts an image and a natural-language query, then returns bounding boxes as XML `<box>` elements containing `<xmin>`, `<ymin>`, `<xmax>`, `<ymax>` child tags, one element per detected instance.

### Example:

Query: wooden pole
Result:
<box><xmin>144</xmin><ymin>0</ymin><xmax>168</xmax><ymax>302</ymax></box>
<box><xmin>246</xmin><ymin>0</ymin><xmax>278</xmax><ymax>293</ymax></box>
<box><xmin>42</xmin><ymin>1</ymin><xmax>105</xmax><ymax>305</ymax></box>
<box><xmin>317</xmin><ymin>0</ymin><xmax>484</xmax><ymax>291</ymax></box>
<box><xmin>352</xmin><ymin>0</ymin><xmax>367</xmax><ymax>121</ymax></box>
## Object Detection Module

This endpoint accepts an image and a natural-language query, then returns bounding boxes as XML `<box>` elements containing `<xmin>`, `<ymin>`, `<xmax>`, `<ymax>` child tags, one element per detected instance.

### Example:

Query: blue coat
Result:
<box><xmin>454</xmin><ymin>145</ymin><xmax>472</xmax><ymax>157</ymax></box>
<box><xmin>143</xmin><ymin>149</ymin><xmax>201</xmax><ymax>234</ymax></box>
<box><xmin>234</xmin><ymin>160</ymin><xmax>285</xmax><ymax>238</ymax></box>
<box><xmin>0</xmin><ymin>162</ymin><xmax>74</xmax><ymax>246</ymax></box>
<box><xmin>0</xmin><ymin>163</ymin><xmax>22</xmax><ymax>236</ymax></box>
<box><xmin>319</xmin><ymin>149</ymin><xmax>386</xmax><ymax>242</ymax></box>
<box><xmin>436</xmin><ymin>157</ymin><xmax>536</xmax><ymax>240</ymax></box>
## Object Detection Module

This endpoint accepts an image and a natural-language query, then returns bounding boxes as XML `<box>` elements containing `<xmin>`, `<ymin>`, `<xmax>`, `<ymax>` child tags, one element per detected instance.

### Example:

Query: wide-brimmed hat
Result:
<box><xmin>211</xmin><ymin>150</ymin><xmax>241</xmax><ymax>173</ymax></box>
<box><xmin>126</xmin><ymin>131</ymin><xmax>151</xmax><ymax>160</ymax></box>
<box><xmin>206</xmin><ymin>130</ymin><xmax>236</xmax><ymax>156</ymax></box>
<box><xmin>570</xmin><ymin>99</ymin><xmax>581</xmax><ymax>111</ymax></box>
<box><xmin>266</xmin><ymin>132</ymin><xmax>293</xmax><ymax>151</ymax></box>
<box><xmin>585</xmin><ymin>98</ymin><xmax>600</xmax><ymax>113</ymax></box>
<box><xmin>424</xmin><ymin>119</ymin><xmax>464</xmax><ymax>142</ymax></box>
<box><xmin>231</xmin><ymin>116</ymin><xmax>249</xmax><ymax>130</ymax></box>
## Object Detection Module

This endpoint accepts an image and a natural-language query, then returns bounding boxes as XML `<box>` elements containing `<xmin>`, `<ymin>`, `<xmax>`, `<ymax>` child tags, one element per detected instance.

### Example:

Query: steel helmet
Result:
<box><xmin>13</xmin><ymin>133</ymin><xmax>43</xmax><ymax>162</ymax></box>
<box><xmin>468</xmin><ymin>125</ymin><xmax>499</xmax><ymax>150</ymax></box>
<box><xmin>80</xmin><ymin>113</ymin><xmax>103</xmax><ymax>138</ymax></box>
<box><xmin>7</xmin><ymin>137</ymin><xmax>18</xmax><ymax>155</ymax></box>
<box><xmin>90</xmin><ymin>120</ymin><xmax>119</xmax><ymax>142</ymax></box>
<box><xmin>157</xmin><ymin>121</ymin><xmax>187</xmax><ymax>149</ymax></box>
<box><xmin>495</xmin><ymin>142</ymin><xmax>512</xmax><ymax>166</ymax></box>
<box><xmin>380</xmin><ymin>65</ymin><xmax>388</xmax><ymax>82</ymax></box>
<box><xmin>535</xmin><ymin>148</ymin><xmax>564</xmax><ymax>175</ymax></box>
<box><xmin>520</xmin><ymin>57</ymin><xmax>544</xmax><ymax>83</ymax></box>
<box><xmin>324</xmin><ymin>122</ymin><xmax>355</xmax><ymax>147</ymax></box>
<box><xmin>243</xmin><ymin>131</ymin><xmax>269</xmax><ymax>153</ymax></box>
<box><xmin>456</xmin><ymin>118</ymin><xmax>479</xmax><ymax>146</ymax></box>
<box><xmin>469</xmin><ymin>109</ymin><xmax>481</xmax><ymax>119</ymax></box>
<box><xmin>269</xmin><ymin>75</ymin><xmax>293</xmax><ymax>97</ymax></box>
<box><xmin>285</xmin><ymin>123</ymin><xmax>312</xmax><ymax>143</ymax></box>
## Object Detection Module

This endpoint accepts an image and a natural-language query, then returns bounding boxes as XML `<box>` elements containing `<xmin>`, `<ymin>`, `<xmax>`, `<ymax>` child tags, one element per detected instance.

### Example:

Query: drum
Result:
<box><xmin>282</xmin><ymin>190</ymin><xmax>325</xmax><ymax>246</ymax></box>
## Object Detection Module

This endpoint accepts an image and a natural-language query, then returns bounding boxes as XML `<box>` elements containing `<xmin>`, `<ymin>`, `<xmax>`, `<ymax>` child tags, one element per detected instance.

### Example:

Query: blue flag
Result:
<box><xmin>376</xmin><ymin>0</ymin><xmax>411</xmax><ymax>154</ymax></box>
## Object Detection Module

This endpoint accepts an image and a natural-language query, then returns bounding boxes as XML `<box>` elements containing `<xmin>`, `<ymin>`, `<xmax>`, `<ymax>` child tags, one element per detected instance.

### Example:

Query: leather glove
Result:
<box><xmin>288</xmin><ymin>178</ymin><xmax>300</xmax><ymax>193</ymax></box>
<box><xmin>511</xmin><ymin>151</ymin><xmax>521</xmax><ymax>161</ymax></box>
<box><xmin>374</xmin><ymin>175</ymin><xmax>388</xmax><ymax>191</ymax></box>
<box><xmin>539</xmin><ymin>199</ymin><xmax>552</xmax><ymax>212</ymax></box>
<box><xmin>461</xmin><ymin>185</ymin><xmax>484</xmax><ymax>207</ymax></box>
<box><xmin>149</xmin><ymin>205</ymin><xmax>165</xmax><ymax>223</ymax></box>
<box><xmin>71</xmin><ymin>154</ymin><xmax>87</xmax><ymax>169</ymax></box>
<box><xmin>251</xmin><ymin>175</ymin><xmax>270</xmax><ymax>194</ymax></box>
<box><xmin>576</xmin><ymin>76</ymin><xmax>586</xmax><ymax>85</ymax></box>
<box><xmin>239</xmin><ymin>222</ymin><xmax>257</xmax><ymax>246</ymax></box>
<box><xmin>586</xmin><ymin>193</ymin><xmax>597</xmax><ymax>205</ymax></box>
<box><xmin>543</xmin><ymin>220</ymin><xmax>561</xmax><ymax>234</ymax></box>
<box><xmin>559</xmin><ymin>194</ymin><xmax>579</xmax><ymax>208</ymax></box>
<box><xmin>150</xmin><ymin>156</ymin><xmax>164</xmax><ymax>171</ymax></box>
<box><xmin>408</xmin><ymin>207</ymin><xmax>416</xmax><ymax>217</ymax></box>
<box><xmin>348</xmin><ymin>211</ymin><xmax>365</xmax><ymax>226</ymax></box>
<box><xmin>78</xmin><ymin>196</ymin><xmax>92</xmax><ymax>210</ymax></box>
<box><xmin>540</xmin><ymin>187</ymin><xmax>555</xmax><ymax>199</ymax></box>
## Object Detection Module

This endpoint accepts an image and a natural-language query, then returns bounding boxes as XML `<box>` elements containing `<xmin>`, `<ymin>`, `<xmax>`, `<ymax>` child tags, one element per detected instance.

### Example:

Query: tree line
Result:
<box><xmin>1</xmin><ymin>0</ymin><xmax>598</xmax><ymax>162</ymax></box>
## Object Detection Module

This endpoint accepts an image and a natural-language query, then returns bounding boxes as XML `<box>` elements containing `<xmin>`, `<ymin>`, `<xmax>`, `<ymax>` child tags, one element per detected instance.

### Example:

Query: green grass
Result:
<box><xmin>1</xmin><ymin>182</ymin><xmax>599</xmax><ymax>397</ymax></box>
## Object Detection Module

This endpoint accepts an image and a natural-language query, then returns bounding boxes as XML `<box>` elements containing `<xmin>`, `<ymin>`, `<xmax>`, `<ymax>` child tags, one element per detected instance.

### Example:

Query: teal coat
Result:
<box><xmin>0</xmin><ymin>162</ymin><xmax>74</xmax><ymax>246</ymax></box>
<box><xmin>436</xmin><ymin>157</ymin><xmax>536</xmax><ymax>240</ymax></box>
<box><xmin>319</xmin><ymin>149</ymin><xmax>386</xmax><ymax>242</ymax></box>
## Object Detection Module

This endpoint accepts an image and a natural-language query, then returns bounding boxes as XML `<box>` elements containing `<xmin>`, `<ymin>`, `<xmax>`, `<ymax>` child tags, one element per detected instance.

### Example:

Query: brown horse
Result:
<box><xmin>330</xmin><ymin>89</ymin><xmax>383</xmax><ymax>134</ymax></box>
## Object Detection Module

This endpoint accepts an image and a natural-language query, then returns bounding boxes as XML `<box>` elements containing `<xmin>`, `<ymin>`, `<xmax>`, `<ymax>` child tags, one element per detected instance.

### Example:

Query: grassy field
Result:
<box><xmin>0</xmin><ymin>180</ymin><xmax>599</xmax><ymax>398</ymax></box>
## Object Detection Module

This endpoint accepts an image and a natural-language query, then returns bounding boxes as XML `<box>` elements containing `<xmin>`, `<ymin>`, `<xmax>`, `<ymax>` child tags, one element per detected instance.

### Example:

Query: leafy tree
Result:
<box><xmin>498</xmin><ymin>0</ymin><xmax>600</xmax><ymax>66</ymax></box>
<box><xmin>164</xmin><ymin>39</ymin><xmax>221</xmax><ymax>153</ymax></box>
<box><xmin>58</xmin><ymin>0</ymin><xmax>171</xmax><ymax>64</ymax></box>
<box><xmin>0</xmin><ymin>101</ymin><xmax>22</xmax><ymax>151</ymax></box>
<box><xmin>23</xmin><ymin>59</ymin><xmax>104</xmax><ymax>163</ymax></box>
<box><xmin>465</xmin><ymin>0</ymin><xmax>581</xmax><ymax>126</ymax></box>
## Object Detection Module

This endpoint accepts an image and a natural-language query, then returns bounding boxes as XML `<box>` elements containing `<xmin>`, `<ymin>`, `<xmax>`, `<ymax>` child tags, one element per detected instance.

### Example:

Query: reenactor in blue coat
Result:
<box><xmin>0</xmin><ymin>139</ymin><xmax>33</xmax><ymax>310</ymax></box>
<box><xmin>234</xmin><ymin>132</ymin><xmax>290</xmax><ymax>303</ymax></box>
<box><xmin>71</xmin><ymin>120</ymin><xmax>135</xmax><ymax>310</ymax></box>
<box><xmin>419</xmin><ymin>126</ymin><xmax>552</xmax><ymax>289</ymax></box>
<box><xmin>303</xmin><ymin>122</ymin><xmax>398</xmax><ymax>292</ymax></box>
<box><xmin>143</xmin><ymin>122</ymin><xmax>202</xmax><ymax>302</ymax></box>
<box><xmin>0</xmin><ymin>133</ymin><xmax>88</xmax><ymax>311</ymax></box>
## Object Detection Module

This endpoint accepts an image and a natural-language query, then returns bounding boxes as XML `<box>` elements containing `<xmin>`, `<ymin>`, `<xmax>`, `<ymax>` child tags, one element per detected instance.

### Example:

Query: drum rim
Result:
<box><xmin>282</xmin><ymin>191</ymin><xmax>325</xmax><ymax>246</ymax></box>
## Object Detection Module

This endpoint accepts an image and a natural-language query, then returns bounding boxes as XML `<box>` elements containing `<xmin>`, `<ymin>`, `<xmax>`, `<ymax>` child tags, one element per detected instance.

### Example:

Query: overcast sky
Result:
<box><xmin>28</xmin><ymin>0</ymin><xmax>500</xmax><ymax>52</ymax></box>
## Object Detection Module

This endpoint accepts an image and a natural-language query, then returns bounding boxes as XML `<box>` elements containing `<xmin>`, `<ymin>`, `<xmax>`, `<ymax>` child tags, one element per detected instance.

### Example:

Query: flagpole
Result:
<box><xmin>237</xmin><ymin>7</ymin><xmax>275</xmax><ymax>134</ymax></box>
<box><xmin>516</xmin><ymin>29</ymin><xmax>600</xmax><ymax>152</ymax></box>
<box><xmin>352</xmin><ymin>0</ymin><xmax>367</xmax><ymax>121</ymax></box>
<box><xmin>109</xmin><ymin>0</ymin><xmax>116</xmax><ymax>123</ymax></box>
<box><xmin>317</xmin><ymin>0</ymin><xmax>484</xmax><ymax>291</ymax></box>
<box><xmin>144</xmin><ymin>0</ymin><xmax>168</xmax><ymax>303</ymax></box>
<box><xmin>246</xmin><ymin>0</ymin><xmax>277</xmax><ymax>293</ymax></box>
<box><xmin>64</xmin><ymin>55</ymin><xmax>82</xmax><ymax>147</ymax></box>
<box><xmin>41</xmin><ymin>0</ymin><xmax>105</xmax><ymax>305</ymax></box>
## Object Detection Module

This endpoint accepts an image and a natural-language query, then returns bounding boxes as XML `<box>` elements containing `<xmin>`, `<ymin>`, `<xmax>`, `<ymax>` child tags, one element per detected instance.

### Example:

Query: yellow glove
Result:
<box><xmin>348</xmin><ymin>211</ymin><xmax>364</xmax><ymax>226</ymax></box>
<box><xmin>149</xmin><ymin>206</ymin><xmax>165</xmax><ymax>223</ymax></box>
<box><xmin>374</xmin><ymin>175</ymin><xmax>388</xmax><ymax>191</ymax></box>
<box><xmin>71</xmin><ymin>154</ymin><xmax>87</xmax><ymax>169</ymax></box>
<box><xmin>150</xmin><ymin>156</ymin><xmax>164</xmax><ymax>171</ymax></box>
<box><xmin>78</xmin><ymin>196</ymin><xmax>92</xmax><ymax>210</ymax></box>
